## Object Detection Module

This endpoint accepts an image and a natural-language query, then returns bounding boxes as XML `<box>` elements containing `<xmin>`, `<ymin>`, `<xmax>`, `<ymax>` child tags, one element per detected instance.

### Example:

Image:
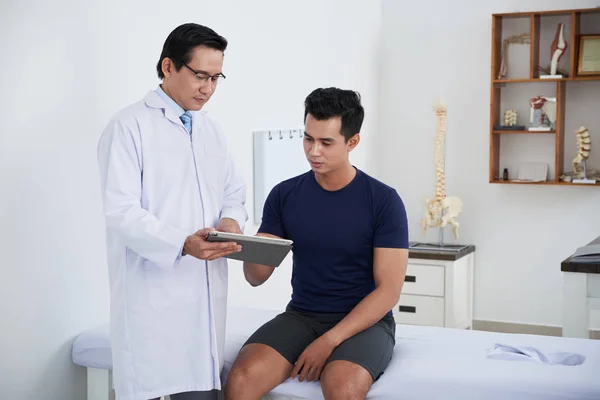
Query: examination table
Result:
<box><xmin>72</xmin><ymin>306</ymin><xmax>600</xmax><ymax>400</ymax></box>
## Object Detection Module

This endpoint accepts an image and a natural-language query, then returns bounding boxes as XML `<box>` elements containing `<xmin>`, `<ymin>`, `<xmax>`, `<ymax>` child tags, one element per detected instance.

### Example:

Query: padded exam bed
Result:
<box><xmin>73</xmin><ymin>307</ymin><xmax>600</xmax><ymax>400</ymax></box>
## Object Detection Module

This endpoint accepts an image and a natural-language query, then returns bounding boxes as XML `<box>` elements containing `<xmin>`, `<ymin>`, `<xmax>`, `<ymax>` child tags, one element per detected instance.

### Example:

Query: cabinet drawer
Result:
<box><xmin>393</xmin><ymin>294</ymin><xmax>444</xmax><ymax>326</ymax></box>
<box><xmin>402</xmin><ymin>264</ymin><xmax>445</xmax><ymax>297</ymax></box>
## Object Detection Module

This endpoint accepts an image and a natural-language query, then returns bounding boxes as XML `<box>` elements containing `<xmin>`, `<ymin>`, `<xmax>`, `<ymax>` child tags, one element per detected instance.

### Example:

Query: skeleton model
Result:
<box><xmin>561</xmin><ymin>126</ymin><xmax>600</xmax><ymax>182</ymax></box>
<box><xmin>573</xmin><ymin>126</ymin><xmax>591</xmax><ymax>173</ymax></box>
<box><xmin>498</xmin><ymin>33</ymin><xmax>530</xmax><ymax>79</ymax></box>
<box><xmin>420</xmin><ymin>100</ymin><xmax>463</xmax><ymax>240</ymax></box>
<box><xmin>504</xmin><ymin>109</ymin><xmax>517</xmax><ymax>126</ymax></box>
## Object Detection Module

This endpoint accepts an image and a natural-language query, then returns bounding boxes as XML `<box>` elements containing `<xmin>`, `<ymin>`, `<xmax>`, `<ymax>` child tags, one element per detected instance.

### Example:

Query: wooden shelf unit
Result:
<box><xmin>489</xmin><ymin>7</ymin><xmax>600</xmax><ymax>186</ymax></box>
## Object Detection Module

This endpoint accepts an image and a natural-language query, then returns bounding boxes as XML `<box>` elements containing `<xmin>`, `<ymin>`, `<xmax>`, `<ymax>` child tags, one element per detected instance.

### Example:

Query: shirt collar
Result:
<box><xmin>155</xmin><ymin>85</ymin><xmax>185</xmax><ymax>117</ymax></box>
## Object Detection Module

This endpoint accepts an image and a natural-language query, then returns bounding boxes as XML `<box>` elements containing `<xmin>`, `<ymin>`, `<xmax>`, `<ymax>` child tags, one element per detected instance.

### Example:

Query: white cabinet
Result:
<box><xmin>561</xmin><ymin>236</ymin><xmax>600</xmax><ymax>338</ymax></box>
<box><xmin>393</xmin><ymin>247</ymin><xmax>475</xmax><ymax>329</ymax></box>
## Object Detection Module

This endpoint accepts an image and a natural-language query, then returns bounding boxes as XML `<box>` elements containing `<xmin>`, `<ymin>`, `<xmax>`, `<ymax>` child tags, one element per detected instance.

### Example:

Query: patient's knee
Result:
<box><xmin>321</xmin><ymin>360</ymin><xmax>372</xmax><ymax>400</ymax></box>
<box><xmin>224</xmin><ymin>361</ymin><xmax>261</xmax><ymax>400</ymax></box>
<box><xmin>225</xmin><ymin>362</ymin><xmax>254</xmax><ymax>392</ymax></box>
<box><xmin>224</xmin><ymin>343</ymin><xmax>289</xmax><ymax>400</ymax></box>
<box><xmin>225</xmin><ymin>350</ymin><xmax>262</xmax><ymax>391</ymax></box>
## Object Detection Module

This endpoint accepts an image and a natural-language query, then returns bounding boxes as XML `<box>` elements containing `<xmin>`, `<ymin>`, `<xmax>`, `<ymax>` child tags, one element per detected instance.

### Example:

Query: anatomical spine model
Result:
<box><xmin>420</xmin><ymin>101</ymin><xmax>463</xmax><ymax>240</ymax></box>
<box><xmin>573</xmin><ymin>126</ymin><xmax>591</xmax><ymax>173</ymax></box>
<box><xmin>504</xmin><ymin>109</ymin><xmax>517</xmax><ymax>126</ymax></box>
<box><xmin>560</xmin><ymin>126</ymin><xmax>599</xmax><ymax>183</ymax></box>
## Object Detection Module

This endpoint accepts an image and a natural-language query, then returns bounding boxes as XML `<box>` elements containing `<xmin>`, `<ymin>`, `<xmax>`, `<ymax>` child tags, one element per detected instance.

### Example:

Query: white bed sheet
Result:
<box><xmin>72</xmin><ymin>323</ymin><xmax>112</xmax><ymax>370</ymax></box>
<box><xmin>72</xmin><ymin>307</ymin><xmax>600</xmax><ymax>400</ymax></box>
<box><xmin>223</xmin><ymin>307</ymin><xmax>600</xmax><ymax>400</ymax></box>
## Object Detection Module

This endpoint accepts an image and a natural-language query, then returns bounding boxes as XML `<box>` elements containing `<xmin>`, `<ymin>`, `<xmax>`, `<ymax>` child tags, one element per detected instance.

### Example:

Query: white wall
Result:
<box><xmin>0</xmin><ymin>1</ymin><xmax>381</xmax><ymax>399</ymax></box>
<box><xmin>379</xmin><ymin>0</ymin><xmax>600</xmax><ymax>329</ymax></box>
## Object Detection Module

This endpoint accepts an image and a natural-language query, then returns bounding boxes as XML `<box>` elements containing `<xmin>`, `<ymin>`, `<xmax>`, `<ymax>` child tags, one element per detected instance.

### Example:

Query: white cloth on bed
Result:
<box><xmin>487</xmin><ymin>343</ymin><xmax>585</xmax><ymax>366</ymax></box>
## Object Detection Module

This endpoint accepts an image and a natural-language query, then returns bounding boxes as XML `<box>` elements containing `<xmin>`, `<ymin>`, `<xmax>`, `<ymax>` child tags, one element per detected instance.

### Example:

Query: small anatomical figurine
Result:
<box><xmin>529</xmin><ymin>95</ymin><xmax>557</xmax><ymax>130</ymax></box>
<box><xmin>550</xmin><ymin>23</ymin><xmax>567</xmax><ymax>76</ymax></box>
<box><xmin>504</xmin><ymin>109</ymin><xmax>517</xmax><ymax>126</ymax></box>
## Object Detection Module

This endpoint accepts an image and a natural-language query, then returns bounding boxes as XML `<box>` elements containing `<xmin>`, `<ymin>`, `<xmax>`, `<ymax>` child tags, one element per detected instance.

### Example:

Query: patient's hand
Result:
<box><xmin>216</xmin><ymin>218</ymin><xmax>242</xmax><ymax>234</ymax></box>
<box><xmin>290</xmin><ymin>334</ymin><xmax>338</xmax><ymax>382</ymax></box>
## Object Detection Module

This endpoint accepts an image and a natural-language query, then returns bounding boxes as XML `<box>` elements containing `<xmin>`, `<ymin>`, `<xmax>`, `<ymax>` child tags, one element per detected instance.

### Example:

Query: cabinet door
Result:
<box><xmin>393</xmin><ymin>294</ymin><xmax>445</xmax><ymax>326</ymax></box>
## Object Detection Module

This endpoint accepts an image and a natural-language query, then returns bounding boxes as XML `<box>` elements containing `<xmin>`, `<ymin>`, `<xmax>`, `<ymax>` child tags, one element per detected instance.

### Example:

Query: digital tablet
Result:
<box><xmin>206</xmin><ymin>231</ymin><xmax>293</xmax><ymax>267</ymax></box>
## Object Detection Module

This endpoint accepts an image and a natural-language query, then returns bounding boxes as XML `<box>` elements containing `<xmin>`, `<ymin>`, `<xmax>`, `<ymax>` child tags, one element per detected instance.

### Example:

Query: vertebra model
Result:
<box><xmin>420</xmin><ymin>100</ymin><xmax>463</xmax><ymax>239</ymax></box>
<box><xmin>573</xmin><ymin>126</ymin><xmax>591</xmax><ymax>173</ymax></box>
<box><xmin>504</xmin><ymin>109</ymin><xmax>517</xmax><ymax>126</ymax></box>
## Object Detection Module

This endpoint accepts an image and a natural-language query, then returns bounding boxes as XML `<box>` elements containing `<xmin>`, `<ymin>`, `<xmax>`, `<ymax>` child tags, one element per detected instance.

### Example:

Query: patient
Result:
<box><xmin>224</xmin><ymin>87</ymin><xmax>409</xmax><ymax>400</ymax></box>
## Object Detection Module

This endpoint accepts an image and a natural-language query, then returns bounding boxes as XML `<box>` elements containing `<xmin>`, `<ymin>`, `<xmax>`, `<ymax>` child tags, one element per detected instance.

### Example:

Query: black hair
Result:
<box><xmin>156</xmin><ymin>23</ymin><xmax>228</xmax><ymax>79</ymax></box>
<box><xmin>303</xmin><ymin>87</ymin><xmax>365</xmax><ymax>142</ymax></box>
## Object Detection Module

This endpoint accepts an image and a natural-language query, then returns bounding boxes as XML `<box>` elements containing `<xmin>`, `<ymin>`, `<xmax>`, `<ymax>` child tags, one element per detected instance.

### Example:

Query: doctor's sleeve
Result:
<box><xmin>219</xmin><ymin>150</ymin><xmax>248</xmax><ymax>231</ymax></box>
<box><xmin>97</xmin><ymin>119</ymin><xmax>189</xmax><ymax>269</ymax></box>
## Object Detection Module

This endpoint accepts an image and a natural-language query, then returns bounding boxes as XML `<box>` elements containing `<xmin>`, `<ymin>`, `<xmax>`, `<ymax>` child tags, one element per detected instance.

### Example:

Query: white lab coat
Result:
<box><xmin>97</xmin><ymin>90</ymin><xmax>247</xmax><ymax>400</ymax></box>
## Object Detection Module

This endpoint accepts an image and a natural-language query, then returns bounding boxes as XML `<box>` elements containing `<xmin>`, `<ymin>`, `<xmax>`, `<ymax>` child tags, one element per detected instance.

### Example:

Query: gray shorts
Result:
<box><xmin>244</xmin><ymin>305</ymin><xmax>396</xmax><ymax>381</ymax></box>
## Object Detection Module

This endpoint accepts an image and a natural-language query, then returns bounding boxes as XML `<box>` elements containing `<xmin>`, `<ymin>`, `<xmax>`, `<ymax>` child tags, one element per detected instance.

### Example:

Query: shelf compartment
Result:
<box><xmin>559</xmin><ymin>80</ymin><xmax>600</xmax><ymax>182</ymax></box>
<box><xmin>492</xmin><ymin>15</ymin><xmax>532</xmax><ymax>81</ymax></box>
<box><xmin>531</xmin><ymin>12</ymin><xmax>573</xmax><ymax>79</ymax></box>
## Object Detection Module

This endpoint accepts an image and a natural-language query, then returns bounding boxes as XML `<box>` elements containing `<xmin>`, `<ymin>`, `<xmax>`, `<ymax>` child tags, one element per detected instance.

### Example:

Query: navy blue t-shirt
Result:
<box><xmin>258</xmin><ymin>168</ymin><xmax>409</xmax><ymax>314</ymax></box>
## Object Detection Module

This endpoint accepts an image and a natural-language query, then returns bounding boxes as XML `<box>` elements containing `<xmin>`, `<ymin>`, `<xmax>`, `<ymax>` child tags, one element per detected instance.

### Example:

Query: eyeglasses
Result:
<box><xmin>181</xmin><ymin>61</ymin><xmax>226</xmax><ymax>85</ymax></box>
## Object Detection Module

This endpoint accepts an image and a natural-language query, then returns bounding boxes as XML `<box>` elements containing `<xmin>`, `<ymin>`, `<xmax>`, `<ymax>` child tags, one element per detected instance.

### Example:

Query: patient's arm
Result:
<box><xmin>245</xmin><ymin>183</ymin><xmax>287</xmax><ymax>287</ymax></box>
<box><xmin>243</xmin><ymin>232</ymin><xmax>282</xmax><ymax>286</ymax></box>
<box><xmin>323</xmin><ymin>247</ymin><xmax>408</xmax><ymax>346</ymax></box>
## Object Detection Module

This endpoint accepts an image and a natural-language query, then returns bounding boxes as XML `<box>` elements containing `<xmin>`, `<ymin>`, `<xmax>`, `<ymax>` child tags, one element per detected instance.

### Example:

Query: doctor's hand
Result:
<box><xmin>216</xmin><ymin>218</ymin><xmax>242</xmax><ymax>234</ymax></box>
<box><xmin>183</xmin><ymin>228</ymin><xmax>242</xmax><ymax>261</ymax></box>
<box><xmin>290</xmin><ymin>333</ymin><xmax>339</xmax><ymax>382</ymax></box>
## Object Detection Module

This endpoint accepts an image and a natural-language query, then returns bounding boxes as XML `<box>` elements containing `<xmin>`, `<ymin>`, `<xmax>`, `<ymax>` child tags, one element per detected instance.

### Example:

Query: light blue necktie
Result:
<box><xmin>180</xmin><ymin>111</ymin><xmax>192</xmax><ymax>134</ymax></box>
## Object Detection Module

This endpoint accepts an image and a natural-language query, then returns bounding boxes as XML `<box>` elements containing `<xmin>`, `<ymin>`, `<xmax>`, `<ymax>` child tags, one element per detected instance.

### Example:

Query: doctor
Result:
<box><xmin>97</xmin><ymin>23</ymin><xmax>247</xmax><ymax>400</ymax></box>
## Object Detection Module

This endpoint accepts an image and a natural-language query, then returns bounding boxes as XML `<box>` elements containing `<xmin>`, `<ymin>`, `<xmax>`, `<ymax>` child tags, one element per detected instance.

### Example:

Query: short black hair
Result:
<box><xmin>304</xmin><ymin>87</ymin><xmax>365</xmax><ymax>142</ymax></box>
<box><xmin>156</xmin><ymin>23</ymin><xmax>228</xmax><ymax>79</ymax></box>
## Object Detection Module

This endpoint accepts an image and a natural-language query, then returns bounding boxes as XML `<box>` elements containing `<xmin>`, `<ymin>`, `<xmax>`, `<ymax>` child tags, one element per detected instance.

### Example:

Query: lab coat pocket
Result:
<box><xmin>143</xmin><ymin>260</ymin><xmax>202</xmax><ymax>311</ymax></box>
